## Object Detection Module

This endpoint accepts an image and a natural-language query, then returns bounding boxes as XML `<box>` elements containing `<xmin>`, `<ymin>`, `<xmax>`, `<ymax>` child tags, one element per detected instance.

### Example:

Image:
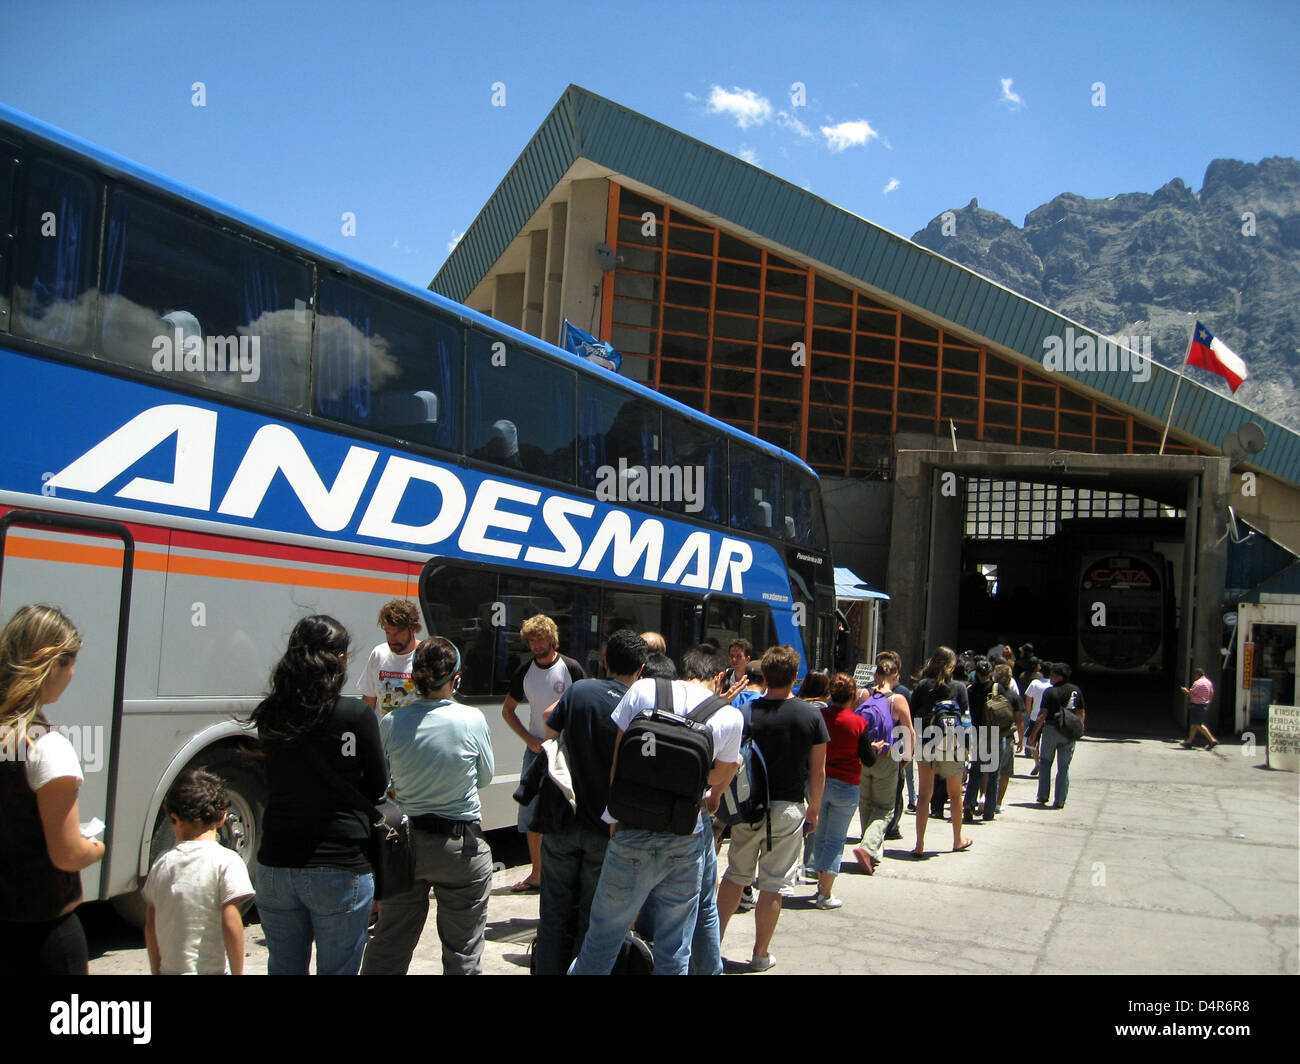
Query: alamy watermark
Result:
<box><xmin>151</xmin><ymin>325</ymin><xmax>261</xmax><ymax>383</ymax></box>
<box><xmin>1</xmin><ymin>723</ymin><xmax>104</xmax><ymax>773</ymax></box>
<box><xmin>594</xmin><ymin>460</ymin><xmax>705</xmax><ymax>513</ymax></box>
<box><xmin>1042</xmin><ymin>326</ymin><xmax>1150</xmax><ymax>383</ymax></box>
<box><xmin>891</xmin><ymin>723</ymin><xmax>1001</xmax><ymax>770</ymax></box>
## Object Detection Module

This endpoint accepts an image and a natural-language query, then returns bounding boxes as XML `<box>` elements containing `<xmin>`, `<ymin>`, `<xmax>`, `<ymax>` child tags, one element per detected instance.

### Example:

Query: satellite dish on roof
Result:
<box><xmin>1220</xmin><ymin>421</ymin><xmax>1267</xmax><ymax>469</ymax></box>
<box><xmin>1237</xmin><ymin>422</ymin><xmax>1267</xmax><ymax>454</ymax></box>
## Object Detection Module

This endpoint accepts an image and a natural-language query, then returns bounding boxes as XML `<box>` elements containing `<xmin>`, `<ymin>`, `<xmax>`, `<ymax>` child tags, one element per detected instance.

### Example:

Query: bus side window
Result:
<box><xmin>315</xmin><ymin>275</ymin><xmax>463</xmax><ymax>454</ymax></box>
<box><xmin>12</xmin><ymin>156</ymin><xmax>98</xmax><ymax>351</ymax></box>
<box><xmin>99</xmin><ymin>187</ymin><xmax>313</xmax><ymax>410</ymax></box>
<box><xmin>466</xmin><ymin>331</ymin><xmax>576</xmax><ymax>484</ymax></box>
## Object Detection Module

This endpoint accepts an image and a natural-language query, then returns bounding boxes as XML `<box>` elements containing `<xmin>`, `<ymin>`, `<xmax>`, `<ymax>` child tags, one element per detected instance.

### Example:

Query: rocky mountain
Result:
<box><xmin>911</xmin><ymin>158</ymin><xmax>1300</xmax><ymax>433</ymax></box>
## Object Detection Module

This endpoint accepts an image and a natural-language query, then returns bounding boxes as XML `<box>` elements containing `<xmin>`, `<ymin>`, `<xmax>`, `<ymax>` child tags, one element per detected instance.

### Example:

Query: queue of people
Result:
<box><xmin>2</xmin><ymin>594</ymin><xmax>1104</xmax><ymax>977</ymax></box>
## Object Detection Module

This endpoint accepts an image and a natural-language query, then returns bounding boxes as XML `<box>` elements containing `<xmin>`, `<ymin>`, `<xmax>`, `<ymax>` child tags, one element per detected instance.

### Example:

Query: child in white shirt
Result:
<box><xmin>144</xmin><ymin>769</ymin><xmax>254</xmax><ymax>975</ymax></box>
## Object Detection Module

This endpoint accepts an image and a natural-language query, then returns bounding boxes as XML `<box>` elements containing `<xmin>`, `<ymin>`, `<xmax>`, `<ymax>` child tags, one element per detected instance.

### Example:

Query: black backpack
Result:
<box><xmin>716</xmin><ymin>706</ymin><xmax>772</xmax><ymax>850</ymax></box>
<box><xmin>608</xmin><ymin>678</ymin><xmax>731</xmax><ymax>835</ymax></box>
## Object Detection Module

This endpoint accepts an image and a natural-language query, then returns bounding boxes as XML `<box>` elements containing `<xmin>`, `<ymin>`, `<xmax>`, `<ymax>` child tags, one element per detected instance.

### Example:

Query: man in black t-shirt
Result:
<box><xmin>533</xmin><ymin>630</ymin><xmax>646</xmax><ymax>975</ymax></box>
<box><xmin>1032</xmin><ymin>663</ymin><xmax>1086</xmax><ymax>809</ymax></box>
<box><xmin>715</xmin><ymin>645</ymin><xmax>828</xmax><ymax>974</ymax></box>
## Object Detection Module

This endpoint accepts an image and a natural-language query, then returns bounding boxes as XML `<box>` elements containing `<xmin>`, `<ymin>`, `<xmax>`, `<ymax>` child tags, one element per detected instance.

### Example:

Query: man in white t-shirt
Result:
<box><xmin>358</xmin><ymin>599</ymin><xmax>422</xmax><ymax>717</ymax></box>
<box><xmin>501</xmin><ymin>614</ymin><xmax>585</xmax><ymax>891</ymax></box>
<box><xmin>1022</xmin><ymin>659</ymin><xmax>1052</xmax><ymax>774</ymax></box>
<box><xmin>569</xmin><ymin>646</ymin><xmax>743</xmax><ymax>975</ymax></box>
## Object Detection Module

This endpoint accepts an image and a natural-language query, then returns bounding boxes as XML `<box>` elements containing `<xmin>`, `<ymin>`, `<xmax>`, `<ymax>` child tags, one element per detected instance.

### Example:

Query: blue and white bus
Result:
<box><xmin>0</xmin><ymin>104</ymin><xmax>836</xmax><ymax>914</ymax></box>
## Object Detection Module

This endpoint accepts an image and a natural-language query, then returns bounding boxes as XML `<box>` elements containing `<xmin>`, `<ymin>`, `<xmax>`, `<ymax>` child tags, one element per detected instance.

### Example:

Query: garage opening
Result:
<box><xmin>956</xmin><ymin>476</ymin><xmax>1187</xmax><ymax>730</ymax></box>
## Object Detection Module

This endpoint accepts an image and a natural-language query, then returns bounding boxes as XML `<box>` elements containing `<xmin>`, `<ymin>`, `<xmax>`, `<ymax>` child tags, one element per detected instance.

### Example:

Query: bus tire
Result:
<box><xmin>110</xmin><ymin>743</ymin><xmax>265</xmax><ymax>928</ymax></box>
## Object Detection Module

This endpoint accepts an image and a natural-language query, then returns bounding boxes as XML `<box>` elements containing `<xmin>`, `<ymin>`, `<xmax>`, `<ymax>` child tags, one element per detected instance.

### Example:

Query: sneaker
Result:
<box><xmin>750</xmin><ymin>953</ymin><xmax>776</xmax><ymax>972</ymax></box>
<box><xmin>1052</xmin><ymin>803</ymin><xmax>1065</xmax><ymax>809</ymax></box>
<box><xmin>884</xmin><ymin>828</ymin><xmax>903</xmax><ymax>841</ymax></box>
<box><xmin>813</xmin><ymin>892</ymin><xmax>844</xmax><ymax>910</ymax></box>
<box><xmin>738</xmin><ymin>886</ymin><xmax>756</xmax><ymax>911</ymax></box>
<box><xmin>996</xmin><ymin>805</ymin><xmax>1003</xmax><ymax>814</ymax></box>
<box><xmin>852</xmin><ymin>846</ymin><xmax>875</xmax><ymax>875</ymax></box>
<box><xmin>1036</xmin><ymin>797</ymin><xmax>1048</xmax><ymax>805</ymax></box>
<box><xmin>906</xmin><ymin>802</ymin><xmax>917</xmax><ymax>812</ymax></box>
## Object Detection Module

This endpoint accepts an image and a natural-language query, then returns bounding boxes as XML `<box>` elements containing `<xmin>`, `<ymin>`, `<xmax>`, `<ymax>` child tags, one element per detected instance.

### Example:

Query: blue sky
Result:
<box><xmin>3</xmin><ymin>1</ymin><xmax>1297</xmax><ymax>290</ymax></box>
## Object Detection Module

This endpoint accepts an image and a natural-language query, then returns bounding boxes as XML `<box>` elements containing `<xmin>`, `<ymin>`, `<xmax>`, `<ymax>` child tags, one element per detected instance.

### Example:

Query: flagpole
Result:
<box><xmin>1159</xmin><ymin>313</ymin><xmax>1198</xmax><ymax>456</ymax></box>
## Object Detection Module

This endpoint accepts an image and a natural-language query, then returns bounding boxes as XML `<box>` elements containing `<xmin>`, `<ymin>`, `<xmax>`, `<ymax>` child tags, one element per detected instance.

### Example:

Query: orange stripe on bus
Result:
<box><xmin>4</xmin><ymin>536</ymin><xmax>411</xmax><ymax>595</ymax></box>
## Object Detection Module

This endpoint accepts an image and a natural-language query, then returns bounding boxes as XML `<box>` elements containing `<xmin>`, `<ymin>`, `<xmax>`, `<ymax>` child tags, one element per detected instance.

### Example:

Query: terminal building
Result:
<box><xmin>432</xmin><ymin>85</ymin><xmax>1300</xmax><ymax>734</ymax></box>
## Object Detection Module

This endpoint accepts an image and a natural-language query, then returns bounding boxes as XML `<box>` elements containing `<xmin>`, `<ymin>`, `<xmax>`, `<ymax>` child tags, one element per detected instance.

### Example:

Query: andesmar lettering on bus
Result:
<box><xmin>45</xmin><ymin>404</ymin><xmax>755</xmax><ymax>595</ymax></box>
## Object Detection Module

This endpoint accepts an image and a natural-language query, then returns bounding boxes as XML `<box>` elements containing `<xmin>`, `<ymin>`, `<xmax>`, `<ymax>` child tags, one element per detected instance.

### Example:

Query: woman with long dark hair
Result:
<box><xmin>251</xmin><ymin>615</ymin><xmax>388</xmax><ymax>975</ymax></box>
<box><xmin>909</xmin><ymin>646</ymin><xmax>973</xmax><ymax>857</ymax></box>
<box><xmin>0</xmin><ymin>605</ymin><xmax>102</xmax><ymax>975</ymax></box>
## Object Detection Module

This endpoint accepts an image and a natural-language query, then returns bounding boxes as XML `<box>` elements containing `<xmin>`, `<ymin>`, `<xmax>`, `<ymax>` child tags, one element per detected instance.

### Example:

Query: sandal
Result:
<box><xmin>953</xmin><ymin>839</ymin><xmax>973</xmax><ymax>853</ymax></box>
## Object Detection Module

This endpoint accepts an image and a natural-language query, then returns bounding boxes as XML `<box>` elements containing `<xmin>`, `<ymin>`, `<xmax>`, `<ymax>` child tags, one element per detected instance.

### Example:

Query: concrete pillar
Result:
<box><xmin>523</xmin><ymin>230</ymin><xmax>547</xmax><ymax>338</ymax></box>
<box><xmin>541</xmin><ymin>202</ymin><xmax>567</xmax><ymax>346</ymax></box>
<box><xmin>491</xmin><ymin>273</ymin><xmax>525</xmax><ymax>331</ymax></box>
<box><xmin>559</xmin><ymin>178</ymin><xmax>610</xmax><ymax>341</ymax></box>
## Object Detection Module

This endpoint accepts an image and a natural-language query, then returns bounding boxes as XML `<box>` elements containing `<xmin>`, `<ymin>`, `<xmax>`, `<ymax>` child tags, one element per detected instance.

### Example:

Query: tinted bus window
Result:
<box><xmin>578</xmin><ymin>382</ymin><xmax>661</xmax><ymax>498</ymax></box>
<box><xmin>315</xmin><ymin>275</ymin><xmax>463</xmax><ymax>453</ymax></box>
<box><xmin>421</xmin><ymin>563</ymin><xmax>499</xmax><ymax>697</ymax></box>
<box><xmin>600</xmin><ymin>590</ymin><xmax>698</xmax><ymax>661</ymax></box>
<box><xmin>661</xmin><ymin>410</ymin><xmax>727</xmax><ymax>524</ymax></box>
<box><xmin>496</xmin><ymin>574</ymin><xmax>599</xmax><ymax>691</ymax></box>
<box><xmin>704</xmin><ymin>597</ymin><xmax>776</xmax><ymax>660</ymax></box>
<box><xmin>784</xmin><ymin>465</ymin><xmax>827</xmax><ymax>549</ymax></box>
<box><xmin>730</xmin><ymin>444</ymin><xmax>783</xmax><ymax>537</ymax></box>
<box><xmin>12</xmin><ymin>157</ymin><xmax>98</xmax><ymax>350</ymax></box>
<box><xmin>467</xmin><ymin>330</ymin><xmax>575</xmax><ymax>483</ymax></box>
<box><xmin>100</xmin><ymin>188</ymin><xmax>312</xmax><ymax>410</ymax></box>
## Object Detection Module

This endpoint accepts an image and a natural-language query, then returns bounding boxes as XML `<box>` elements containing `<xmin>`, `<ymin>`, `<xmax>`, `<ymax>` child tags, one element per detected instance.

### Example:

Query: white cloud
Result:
<box><xmin>776</xmin><ymin>110</ymin><xmax>814</xmax><ymax>138</ymax></box>
<box><xmin>820</xmin><ymin>118</ymin><xmax>880</xmax><ymax>152</ymax></box>
<box><xmin>447</xmin><ymin>229</ymin><xmax>465</xmax><ymax>253</ymax></box>
<box><xmin>882</xmin><ymin>178</ymin><xmax>901</xmax><ymax>194</ymax></box>
<box><xmin>1000</xmin><ymin>77</ymin><xmax>1025</xmax><ymax>110</ymax></box>
<box><xmin>706</xmin><ymin>85</ymin><xmax>773</xmax><ymax>129</ymax></box>
<box><xmin>684</xmin><ymin>90</ymin><xmax>699</xmax><ymax>103</ymax></box>
<box><xmin>739</xmin><ymin>147</ymin><xmax>759</xmax><ymax>165</ymax></box>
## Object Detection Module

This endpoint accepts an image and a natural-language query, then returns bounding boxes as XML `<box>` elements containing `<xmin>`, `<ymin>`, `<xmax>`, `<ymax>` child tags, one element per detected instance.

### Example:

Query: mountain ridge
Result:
<box><xmin>910</xmin><ymin>157</ymin><xmax>1300</xmax><ymax>433</ymax></box>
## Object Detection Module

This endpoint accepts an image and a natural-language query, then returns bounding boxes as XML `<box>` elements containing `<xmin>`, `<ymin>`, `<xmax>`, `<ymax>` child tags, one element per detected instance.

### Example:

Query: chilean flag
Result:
<box><xmin>1186</xmin><ymin>320</ymin><xmax>1247</xmax><ymax>393</ymax></box>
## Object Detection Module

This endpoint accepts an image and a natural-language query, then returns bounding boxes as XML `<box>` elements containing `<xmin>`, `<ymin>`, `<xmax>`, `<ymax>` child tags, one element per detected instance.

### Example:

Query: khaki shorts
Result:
<box><xmin>723</xmin><ymin>801</ymin><xmax>806</xmax><ymax>894</ymax></box>
<box><xmin>918</xmin><ymin>756</ymin><xmax>964</xmax><ymax>780</ymax></box>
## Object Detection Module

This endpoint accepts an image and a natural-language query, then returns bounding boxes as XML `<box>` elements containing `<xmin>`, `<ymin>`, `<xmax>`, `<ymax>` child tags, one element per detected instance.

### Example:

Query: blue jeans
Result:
<box><xmin>811</xmin><ymin>777</ymin><xmax>860</xmax><ymax>874</ymax></box>
<box><xmin>570</xmin><ymin>826</ymin><xmax>703</xmax><ymax>975</ymax></box>
<box><xmin>1038</xmin><ymin>726</ymin><xmax>1076</xmax><ymax>806</ymax></box>
<box><xmin>640</xmin><ymin>823</ymin><xmax>722</xmax><ymax>975</ymax></box>
<box><xmin>535</xmin><ymin>822</ymin><xmax>610</xmax><ymax>975</ymax></box>
<box><xmin>255</xmin><ymin>863</ymin><xmax>374</xmax><ymax>975</ymax></box>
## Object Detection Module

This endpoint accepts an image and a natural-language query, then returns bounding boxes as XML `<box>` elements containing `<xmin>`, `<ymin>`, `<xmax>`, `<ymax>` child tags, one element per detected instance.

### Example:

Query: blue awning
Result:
<box><xmin>835</xmin><ymin>566</ymin><xmax>889</xmax><ymax>601</ymax></box>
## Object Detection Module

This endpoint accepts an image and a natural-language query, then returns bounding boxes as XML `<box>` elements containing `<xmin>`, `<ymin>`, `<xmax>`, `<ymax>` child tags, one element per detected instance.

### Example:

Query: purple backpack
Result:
<box><xmin>855</xmin><ymin>690</ymin><xmax>896</xmax><ymax>748</ymax></box>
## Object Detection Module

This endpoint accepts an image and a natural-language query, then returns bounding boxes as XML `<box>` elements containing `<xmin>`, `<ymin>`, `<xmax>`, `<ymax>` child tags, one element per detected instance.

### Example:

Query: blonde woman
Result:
<box><xmin>0</xmin><ymin>605</ymin><xmax>104</xmax><ymax>974</ymax></box>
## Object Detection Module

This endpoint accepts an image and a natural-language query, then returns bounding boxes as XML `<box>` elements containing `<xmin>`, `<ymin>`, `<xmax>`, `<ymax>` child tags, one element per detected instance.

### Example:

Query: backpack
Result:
<box><xmin>608</xmin><ymin>678</ymin><xmax>731</xmax><ymax>835</ymax></box>
<box><xmin>1054</xmin><ymin>689</ymin><xmax>1085</xmax><ymax>741</ymax></box>
<box><xmin>929</xmin><ymin>696</ymin><xmax>969</xmax><ymax>760</ymax></box>
<box><xmin>716</xmin><ymin>705</ymin><xmax>772</xmax><ymax>850</ymax></box>
<box><xmin>985</xmin><ymin>683</ymin><xmax>1015</xmax><ymax>732</ymax></box>
<box><xmin>856</xmin><ymin>689</ymin><xmax>897</xmax><ymax>748</ymax></box>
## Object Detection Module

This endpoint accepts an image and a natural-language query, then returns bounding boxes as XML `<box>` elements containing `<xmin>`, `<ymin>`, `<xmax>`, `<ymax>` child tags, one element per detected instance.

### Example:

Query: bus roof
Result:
<box><xmin>0</xmin><ymin>103</ymin><xmax>818</xmax><ymax>480</ymax></box>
